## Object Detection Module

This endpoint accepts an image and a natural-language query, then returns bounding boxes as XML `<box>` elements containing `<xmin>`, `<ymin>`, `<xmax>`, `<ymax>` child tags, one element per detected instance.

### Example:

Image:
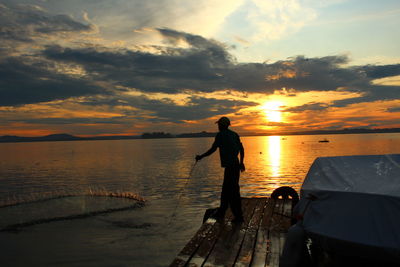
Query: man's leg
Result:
<box><xmin>229</xmin><ymin>165</ymin><xmax>243</xmax><ymax>221</ymax></box>
<box><xmin>216</xmin><ymin>167</ymin><xmax>229</xmax><ymax>217</ymax></box>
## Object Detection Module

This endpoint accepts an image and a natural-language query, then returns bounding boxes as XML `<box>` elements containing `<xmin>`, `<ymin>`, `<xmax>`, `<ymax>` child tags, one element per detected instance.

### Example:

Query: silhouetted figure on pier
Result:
<box><xmin>196</xmin><ymin>117</ymin><xmax>245</xmax><ymax>223</ymax></box>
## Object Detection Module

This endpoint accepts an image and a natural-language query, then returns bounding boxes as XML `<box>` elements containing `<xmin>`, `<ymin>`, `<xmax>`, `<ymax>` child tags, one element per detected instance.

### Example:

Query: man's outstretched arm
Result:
<box><xmin>196</xmin><ymin>142</ymin><xmax>218</xmax><ymax>161</ymax></box>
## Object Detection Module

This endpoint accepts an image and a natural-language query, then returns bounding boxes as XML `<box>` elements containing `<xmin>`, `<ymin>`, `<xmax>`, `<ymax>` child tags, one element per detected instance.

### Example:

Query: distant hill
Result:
<box><xmin>0</xmin><ymin>133</ymin><xmax>139</xmax><ymax>143</ymax></box>
<box><xmin>176</xmin><ymin>131</ymin><xmax>216</xmax><ymax>138</ymax></box>
<box><xmin>141</xmin><ymin>132</ymin><xmax>172</xmax><ymax>139</ymax></box>
<box><xmin>0</xmin><ymin>128</ymin><xmax>399</xmax><ymax>143</ymax></box>
<box><xmin>0</xmin><ymin>134</ymin><xmax>81</xmax><ymax>143</ymax></box>
<box><xmin>38</xmin><ymin>134</ymin><xmax>80</xmax><ymax>141</ymax></box>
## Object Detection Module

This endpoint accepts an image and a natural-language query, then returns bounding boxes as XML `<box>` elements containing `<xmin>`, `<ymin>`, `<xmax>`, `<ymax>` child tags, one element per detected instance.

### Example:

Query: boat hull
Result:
<box><xmin>307</xmin><ymin>231</ymin><xmax>400</xmax><ymax>266</ymax></box>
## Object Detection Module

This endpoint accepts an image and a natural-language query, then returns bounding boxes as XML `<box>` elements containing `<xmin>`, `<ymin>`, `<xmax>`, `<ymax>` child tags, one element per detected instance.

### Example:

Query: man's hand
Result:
<box><xmin>240</xmin><ymin>163</ymin><xmax>245</xmax><ymax>172</ymax></box>
<box><xmin>195</xmin><ymin>155</ymin><xmax>203</xmax><ymax>161</ymax></box>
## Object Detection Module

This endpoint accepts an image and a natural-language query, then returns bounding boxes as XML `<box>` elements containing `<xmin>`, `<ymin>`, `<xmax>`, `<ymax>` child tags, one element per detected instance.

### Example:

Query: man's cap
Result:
<box><xmin>215</xmin><ymin>116</ymin><xmax>230</xmax><ymax>126</ymax></box>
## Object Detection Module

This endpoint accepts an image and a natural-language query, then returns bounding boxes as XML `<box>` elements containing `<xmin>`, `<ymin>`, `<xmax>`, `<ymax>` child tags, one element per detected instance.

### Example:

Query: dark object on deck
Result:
<box><xmin>170</xmin><ymin>197</ymin><xmax>295</xmax><ymax>267</ymax></box>
<box><xmin>271</xmin><ymin>186</ymin><xmax>299</xmax><ymax>205</ymax></box>
<box><xmin>271</xmin><ymin>186</ymin><xmax>299</xmax><ymax>225</ymax></box>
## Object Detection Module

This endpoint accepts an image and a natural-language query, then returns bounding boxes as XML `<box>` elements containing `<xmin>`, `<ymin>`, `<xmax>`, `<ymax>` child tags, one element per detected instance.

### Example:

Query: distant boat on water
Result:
<box><xmin>318</xmin><ymin>138</ymin><xmax>329</xmax><ymax>143</ymax></box>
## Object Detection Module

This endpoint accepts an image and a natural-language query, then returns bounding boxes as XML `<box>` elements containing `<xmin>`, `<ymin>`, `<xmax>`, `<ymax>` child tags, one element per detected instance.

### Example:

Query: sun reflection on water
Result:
<box><xmin>267</xmin><ymin>136</ymin><xmax>281</xmax><ymax>177</ymax></box>
<box><xmin>241</xmin><ymin>135</ymin><xmax>285</xmax><ymax>196</ymax></box>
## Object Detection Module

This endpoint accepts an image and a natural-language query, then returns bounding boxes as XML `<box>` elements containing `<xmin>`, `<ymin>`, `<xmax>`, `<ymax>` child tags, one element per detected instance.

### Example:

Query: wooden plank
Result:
<box><xmin>224</xmin><ymin>198</ymin><xmax>263</xmax><ymax>266</ymax></box>
<box><xmin>250</xmin><ymin>229</ymin><xmax>269</xmax><ymax>267</ymax></box>
<box><xmin>202</xmin><ymin>198</ymin><xmax>252</xmax><ymax>266</ymax></box>
<box><xmin>279</xmin><ymin>233</ymin><xmax>286</xmax><ymax>258</ymax></box>
<box><xmin>223</xmin><ymin>198</ymin><xmax>260</xmax><ymax>266</ymax></box>
<box><xmin>261</xmin><ymin>198</ymin><xmax>276</xmax><ymax>229</ymax></box>
<box><xmin>281</xmin><ymin>198</ymin><xmax>293</xmax><ymax>232</ymax></box>
<box><xmin>170</xmin><ymin>197</ymin><xmax>294</xmax><ymax>267</ymax></box>
<box><xmin>202</xmin><ymin>198</ymin><xmax>256</xmax><ymax>266</ymax></box>
<box><xmin>265</xmin><ymin>199</ymin><xmax>284</xmax><ymax>267</ymax></box>
<box><xmin>169</xmin><ymin>221</ymin><xmax>216</xmax><ymax>266</ymax></box>
<box><xmin>268</xmin><ymin>198</ymin><xmax>293</xmax><ymax>267</ymax></box>
<box><xmin>234</xmin><ymin>198</ymin><xmax>267</xmax><ymax>266</ymax></box>
<box><xmin>186</xmin><ymin>217</ymin><xmax>231</xmax><ymax>266</ymax></box>
<box><xmin>274</xmin><ymin>199</ymin><xmax>285</xmax><ymax>232</ymax></box>
<box><xmin>250</xmin><ymin>198</ymin><xmax>275</xmax><ymax>267</ymax></box>
<box><xmin>266</xmin><ymin>231</ymin><xmax>280</xmax><ymax>267</ymax></box>
<box><xmin>169</xmin><ymin>257</ymin><xmax>187</xmax><ymax>267</ymax></box>
<box><xmin>186</xmin><ymin>201</ymin><xmax>236</xmax><ymax>267</ymax></box>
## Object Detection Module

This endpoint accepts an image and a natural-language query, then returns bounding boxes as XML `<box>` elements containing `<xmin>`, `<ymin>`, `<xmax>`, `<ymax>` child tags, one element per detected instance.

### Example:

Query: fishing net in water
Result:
<box><xmin>0</xmin><ymin>189</ymin><xmax>145</xmax><ymax>232</ymax></box>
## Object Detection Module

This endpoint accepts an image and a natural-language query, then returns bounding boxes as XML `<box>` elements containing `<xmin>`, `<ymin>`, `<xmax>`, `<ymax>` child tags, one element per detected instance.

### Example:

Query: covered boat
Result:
<box><xmin>295</xmin><ymin>154</ymin><xmax>400</xmax><ymax>265</ymax></box>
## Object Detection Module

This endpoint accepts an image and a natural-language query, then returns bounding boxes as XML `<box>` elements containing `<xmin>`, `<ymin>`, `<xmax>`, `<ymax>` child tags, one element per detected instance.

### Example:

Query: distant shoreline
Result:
<box><xmin>1</xmin><ymin>128</ymin><xmax>399</xmax><ymax>143</ymax></box>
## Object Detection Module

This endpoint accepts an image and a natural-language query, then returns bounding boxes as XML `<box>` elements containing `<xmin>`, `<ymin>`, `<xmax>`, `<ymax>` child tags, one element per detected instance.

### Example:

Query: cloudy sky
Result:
<box><xmin>0</xmin><ymin>0</ymin><xmax>399</xmax><ymax>136</ymax></box>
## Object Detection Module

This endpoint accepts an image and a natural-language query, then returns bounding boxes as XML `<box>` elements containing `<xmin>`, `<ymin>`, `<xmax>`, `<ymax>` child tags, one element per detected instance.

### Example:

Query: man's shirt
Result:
<box><xmin>213</xmin><ymin>129</ymin><xmax>243</xmax><ymax>167</ymax></box>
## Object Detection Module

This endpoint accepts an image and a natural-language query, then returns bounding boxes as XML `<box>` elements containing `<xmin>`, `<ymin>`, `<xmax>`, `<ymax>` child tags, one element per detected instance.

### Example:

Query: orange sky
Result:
<box><xmin>0</xmin><ymin>1</ymin><xmax>399</xmax><ymax>136</ymax></box>
<box><xmin>1</xmin><ymin>88</ymin><xmax>399</xmax><ymax>137</ymax></box>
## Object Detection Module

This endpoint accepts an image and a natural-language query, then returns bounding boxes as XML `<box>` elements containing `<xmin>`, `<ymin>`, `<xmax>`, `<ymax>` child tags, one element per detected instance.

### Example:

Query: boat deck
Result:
<box><xmin>169</xmin><ymin>197</ymin><xmax>294</xmax><ymax>267</ymax></box>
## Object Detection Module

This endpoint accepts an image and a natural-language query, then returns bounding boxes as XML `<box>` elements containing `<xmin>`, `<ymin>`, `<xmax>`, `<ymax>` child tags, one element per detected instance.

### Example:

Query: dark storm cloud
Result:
<box><xmin>41</xmin><ymin>29</ymin><xmax>400</xmax><ymax>105</ymax></box>
<box><xmin>80</xmin><ymin>95</ymin><xmax>257</xmax><ymax>123</ymax></box>
<box><xmin>155</xmin><ymin>96</ymin><xmax>257</xmax><ymax>122</ymax></box>
<box><xmin>332</xmin><ymin>85</ymin><xmax>400</xmax><ymax>107</ymax></box>
<box><xmin>0</xmin><ymin>3</ymin><xmax>93</xmax><ymax>43</ymax></box>
<box><xmin>345</xmin><ymin>116</ymin><xmax>375</xmax><ymax>122</ymax></box>
<box><xmin>0</xmin><ymin>57</ymin><xmax>107</xmax><ymax>106</ymax></box>
<box><xmin>0</xmin><ymin>3</ymin><xmax>109</xmax><ymax>106</ymax></box>
<box><xmin>1</xmin><ymin>1</ymin><xmax>399</xmax><ymax>116</ymax></box>
<box><xmin>146</xmin><ymin>97</ymin><xmax>254</xmax><ymax>122</ymax></box>
<box><xmin>359</xmin><ymin>64</ymin><xmax>400</xmax><ymax>79</ymax></box>
<box><xmin>41</xmin><ymin>34</ymin><xmax>277</xmax><ymax>93</ymax></box>
<box><xmin>6</xmin><ymin>117</ymin><xmax>126</xmax><ymax>125</ymax></box>
<box><xmin>284</xmin><ymin>102</ymin><xmax>329</xmax><ymax>113</ymax></box>
<box><xmin>157</xmin><ymin>28</ymin><xmax>233</xmax><ymax>67</ymax></box>
<box><xmin>42</xmin><ymin>32</ymin><xmax>232</xmax><ymax>93</ymax></box>
<box><xmin>387</xmin><ymin>106</ymin><xmax>400</xmax><ymax>113</ymax></box>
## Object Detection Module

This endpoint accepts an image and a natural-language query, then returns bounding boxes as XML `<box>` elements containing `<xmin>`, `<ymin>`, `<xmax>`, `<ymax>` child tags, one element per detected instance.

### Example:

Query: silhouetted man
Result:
<box><xmin>196</xmin><ymin>117</ymin><xmax>245</xmax><ymax>223</ymax></box>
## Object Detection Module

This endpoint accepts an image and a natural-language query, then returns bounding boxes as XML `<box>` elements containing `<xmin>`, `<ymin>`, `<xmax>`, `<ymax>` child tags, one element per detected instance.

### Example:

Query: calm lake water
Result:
<box><xmin>0</xmin><ymin>133</ymin><xmax>399</xmax><ymax>266</ymax></box>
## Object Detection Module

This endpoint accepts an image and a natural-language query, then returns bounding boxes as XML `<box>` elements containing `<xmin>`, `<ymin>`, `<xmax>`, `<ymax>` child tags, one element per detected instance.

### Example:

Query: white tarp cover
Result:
<box><xmin>297</xmin><ymin>154</ymin><xmax>400</xmax><ymax>252</ymax></box>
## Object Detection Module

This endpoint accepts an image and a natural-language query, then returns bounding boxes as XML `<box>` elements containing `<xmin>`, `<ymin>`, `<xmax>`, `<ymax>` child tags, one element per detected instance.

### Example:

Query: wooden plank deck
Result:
<box><xmin>170</xmin><ymin>197</ymin><xmax>294</xmax><ymax>267</ymax></box>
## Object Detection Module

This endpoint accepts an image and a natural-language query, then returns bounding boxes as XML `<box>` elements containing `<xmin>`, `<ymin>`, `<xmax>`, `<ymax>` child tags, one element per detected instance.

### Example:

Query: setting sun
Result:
<box><xmin>262</xmin><ymin>101</ymin><xmax>284</xmax><ymax>122</ymax></box>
